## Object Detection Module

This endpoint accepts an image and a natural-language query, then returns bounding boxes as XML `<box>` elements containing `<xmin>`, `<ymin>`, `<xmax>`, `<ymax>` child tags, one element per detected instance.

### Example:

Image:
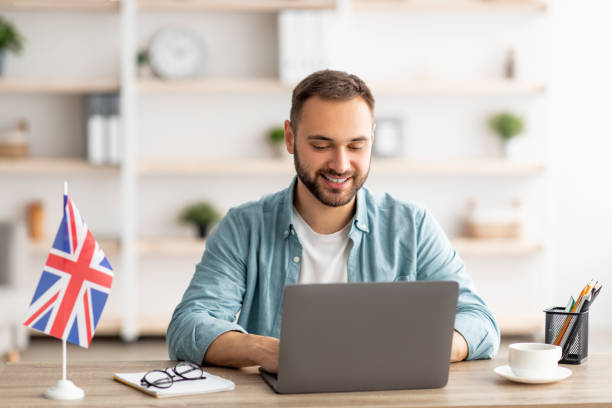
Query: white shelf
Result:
<box><xmin>371</xmin><ymin>79</ymin><xmax>546</xmax><ymax>96</ymax></box>
<box><xmin>1</xmin><ymin>0</ymin><xmax>546</xmax><ymax>12</ymax></box>
<box><xmin>30</xmin><ymin>237</ymin><xmax>206</xmax><ymax>256</ymax></box>
<box><xmin>138</xmin><ymin>78</ymin><xmax>290</xmax><ymax>94</ymax></box>
<box><xmin>0</xmin><ymin>78</ymin><xmax>120</xmax><ymax>94</ymax></box>
<box><xmin>138</xmin><ymin>0</ymin><xmax>336</xmax><ymax>11</ymax></box>
<box><xmin>138</xmin><ymin>78</ymin><xmax>546</xmax><ymax>96</ymax></box>
<box><xmin>355</xmin><ymin>0</ymin><xmax>547</xmax><ymax>12</ymax></box>
<box><xmin>139</xmin><ymin>158</ymin><xmax>546</xmax><ymax>177</ymax></box>
<box><xmin>0</xmin><ymin>158</ymin><xmax>119</xmax><ymax>175</ymax></box>
<box><xmin>139</xmin><ymin>237</ymin><xmax>206</xmax><ymax>255</ymax></box>
<box><xmin>29</xmin><ymin>237</ymin><xmax>121</xmax><ymax>256</ymax></box>
<box><xmin>0</xmin><ymin>0</ymin><xmax>119</xmax><ymax>10</ymax></box>
<box><xmin>453</xmin><ymin>237</ymin><xmax>544</xmax><ymax>256</ymax></box>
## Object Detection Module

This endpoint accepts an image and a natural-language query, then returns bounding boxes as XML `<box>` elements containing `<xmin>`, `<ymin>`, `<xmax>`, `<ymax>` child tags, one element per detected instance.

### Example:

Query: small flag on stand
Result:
<box><xmin>23</xmin><ymin>183</ymin><xmax>114</xmax><ymax>400</ymax></box>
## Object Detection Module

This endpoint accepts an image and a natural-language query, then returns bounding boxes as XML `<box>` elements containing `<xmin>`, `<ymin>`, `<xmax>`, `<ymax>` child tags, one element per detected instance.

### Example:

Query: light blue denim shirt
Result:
<box><xmin>167</xmin><ymin>178</ymin><xmax>500</xmax><ymax>364</ymax></box>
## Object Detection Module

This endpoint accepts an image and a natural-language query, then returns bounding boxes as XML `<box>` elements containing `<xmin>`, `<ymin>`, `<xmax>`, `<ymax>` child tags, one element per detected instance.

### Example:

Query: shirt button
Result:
<box><xmin>293</xmin><ymin>256</ymin><xmax>300</xmax><ymax>263</ymax></box>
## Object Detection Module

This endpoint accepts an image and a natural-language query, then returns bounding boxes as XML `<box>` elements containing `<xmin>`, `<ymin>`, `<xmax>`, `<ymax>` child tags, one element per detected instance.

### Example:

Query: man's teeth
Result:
<box><xmin>323</xmin><ymin>174</ymin><xmax>348</xmax><ymax>183</ymax></box>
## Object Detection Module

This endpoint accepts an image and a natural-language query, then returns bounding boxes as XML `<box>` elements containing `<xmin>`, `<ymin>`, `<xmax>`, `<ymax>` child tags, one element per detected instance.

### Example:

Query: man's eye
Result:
<box><xmin>348</xmin><ymin>143</ymin><xmax>365</xmax><ymax>150</ymax></box>
<box><xmin>312</xmin><ymin>145</ymin><xmax>328</xmax><ymax>150</ymax></box>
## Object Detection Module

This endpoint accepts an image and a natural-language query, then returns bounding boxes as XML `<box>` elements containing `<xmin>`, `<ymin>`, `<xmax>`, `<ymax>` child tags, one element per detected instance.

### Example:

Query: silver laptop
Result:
<box><xmin>260</xmin><ymin>281</ymin><xmax>459</xmax><ymax>394</ymax></box>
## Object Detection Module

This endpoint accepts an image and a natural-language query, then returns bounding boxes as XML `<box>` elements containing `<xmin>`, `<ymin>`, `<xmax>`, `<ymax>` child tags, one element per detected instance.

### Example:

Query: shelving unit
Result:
<box><xmin>0</xmin><ymin>0</ymin><xmax>119</xmax><ymax>10</ymax></box>
<box><xmin>354</xmin><ymin>0</ymin><xmax>548</xmax><ymax>12</ymax></box>
<box><xmin>2</xmin><ymin>0</ymin><xmax>550</xmax><ymax>339</ymax></box>
<box><xmin>138</xmin><ymin>158</ymin><xmax>546</xmax><ymax>176</ymax></box>
<box><xmin>0</xmin><ymin>78</ymin><xmax>120</xmax><ymax>94</ymax></box>
<box><xmin>1</xmin><ymin>0</ymin><xmax>548</xmax><ymax>12</ymax></box>
<box><xmin>138</xmin><ymin>77</ymin><xmax>546</xmax><ymax>96</ymax></box>
<box><xmin>30</xmin><ymin>237</ymin><xmax>205</xmax><ymax>256</ymax></box>
<box><xmin>452</xmin><ymin>238</ymin><xmax>544</xmax><ymax>257</ymax></box>
<box><xmin>29</xmin><ymin>238</ymin><xmax>121</xmax><ymax>256</ymax></box>
<box><xmin>138</xmin><ymin>0</ymin><xmax>336</xmax><ymax>11</ymax></box>
<box><xmin>0</xmin><ymin>158</ymin><xmax>119</xmax><ymax>174</ymax></box>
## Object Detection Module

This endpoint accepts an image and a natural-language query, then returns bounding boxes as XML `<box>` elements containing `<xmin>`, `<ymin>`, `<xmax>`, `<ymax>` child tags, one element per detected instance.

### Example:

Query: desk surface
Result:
<box><xmin>1</xmin><ymin>355</ymin><xmax>612</xmax><ymax>407</ymax></box>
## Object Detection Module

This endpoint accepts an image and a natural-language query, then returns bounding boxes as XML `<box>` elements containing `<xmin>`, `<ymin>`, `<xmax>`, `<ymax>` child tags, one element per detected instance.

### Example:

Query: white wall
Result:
<box><xmin>547</xmin><ymin>0</ymin><xmax>612</xmax><ymax>329</ymax></box>
<box><xmin>1</xmin><ymin>1</ymin><xmax>610</xmax><ymax>331</ymax></box>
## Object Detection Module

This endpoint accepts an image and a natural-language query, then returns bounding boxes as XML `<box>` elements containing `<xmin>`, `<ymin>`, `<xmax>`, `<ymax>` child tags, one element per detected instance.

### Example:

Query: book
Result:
<box><xmin>113</xmin><ymin>370</ymin><xmax>235</xmax><ymax>398</ymax></box>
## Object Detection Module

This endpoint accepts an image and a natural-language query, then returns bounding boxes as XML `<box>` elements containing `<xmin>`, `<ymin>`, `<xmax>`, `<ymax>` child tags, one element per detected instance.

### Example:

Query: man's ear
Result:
<box><xmin>285</xmin><ymin>120</ymin><xmax>295</xmax><ymax>154</ymax></box>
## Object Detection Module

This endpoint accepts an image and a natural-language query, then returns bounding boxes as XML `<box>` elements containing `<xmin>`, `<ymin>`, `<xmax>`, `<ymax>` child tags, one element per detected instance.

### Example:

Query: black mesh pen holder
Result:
<box><xmin>544</xmin><ymin>307</ymin><xmax>588</xmax><ymax>364</ymax></box>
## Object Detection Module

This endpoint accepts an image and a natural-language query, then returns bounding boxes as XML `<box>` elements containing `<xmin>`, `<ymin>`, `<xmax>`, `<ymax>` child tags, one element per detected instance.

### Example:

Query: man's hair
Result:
<box><xmin>289</xmin><ymin>69</ymin><xmax>375</xmax><ymax>134</ymax></box>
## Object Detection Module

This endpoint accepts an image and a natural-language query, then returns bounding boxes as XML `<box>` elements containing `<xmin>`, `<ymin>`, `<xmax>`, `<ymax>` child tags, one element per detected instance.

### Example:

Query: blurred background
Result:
<box><xmin>0</xmin><ymin>0</ymin><xmax>610</xmax><ymax>366</ymax></box>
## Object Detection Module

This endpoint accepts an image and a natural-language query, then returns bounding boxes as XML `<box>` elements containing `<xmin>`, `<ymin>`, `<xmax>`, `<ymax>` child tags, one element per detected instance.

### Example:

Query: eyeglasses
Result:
<box><xmin>140</xmin><ymin>362</ymin><xmax>206</xmax><ymax>389</ymax></box>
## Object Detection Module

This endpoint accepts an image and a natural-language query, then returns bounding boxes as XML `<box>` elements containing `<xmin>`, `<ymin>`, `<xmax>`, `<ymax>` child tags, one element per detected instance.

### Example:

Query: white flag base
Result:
<box><xmin>44</xmin><ymin>380</ymin><xmax>85</xmax><ymax>400</ymax></box>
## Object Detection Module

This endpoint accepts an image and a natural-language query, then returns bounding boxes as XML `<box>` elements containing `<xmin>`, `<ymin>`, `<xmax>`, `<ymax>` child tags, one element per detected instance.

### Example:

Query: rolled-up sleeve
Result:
<box><xmin>166</xmin><ymin>208</ymin><xmax>248</xmax><ymax>364</ymax></box>
<box><xmin>415</xmin><ymin>209</ymin><xmax>500</xmax><ymax>360</ymax></box>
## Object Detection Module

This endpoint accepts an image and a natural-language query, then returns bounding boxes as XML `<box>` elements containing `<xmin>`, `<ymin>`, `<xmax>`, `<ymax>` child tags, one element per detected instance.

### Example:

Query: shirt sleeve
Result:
<box><xmin>415</xmin><ymin>209</ymin><xmax>500</xmax><ymax>360</ymax></box>
<box><xmin>166</xmin><ymin>208</ymin><xmax>248</xmax><ymax>365</ymax></box>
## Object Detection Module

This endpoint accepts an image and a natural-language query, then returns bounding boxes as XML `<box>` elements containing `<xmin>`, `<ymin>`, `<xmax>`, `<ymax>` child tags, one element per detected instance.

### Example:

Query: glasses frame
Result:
<box><xmin>140</xmin><ymin>361</ymin><xmax>206</xmax><ymax>389</ymax></box>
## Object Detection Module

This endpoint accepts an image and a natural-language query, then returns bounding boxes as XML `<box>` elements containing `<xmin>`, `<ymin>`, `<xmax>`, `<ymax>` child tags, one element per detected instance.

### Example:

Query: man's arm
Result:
<box><xmin>204</xmin><ymin>331</ymin><xmax>280</xmax><ymax>373</ymax></box>
<box><xmin>415</xmin><ymin>209</ymin><xmax>500</xmax><ymax>360</ymax></box>
<box><xmin>166</xmin><ymin>208</ymin><xmax>250</xmax><ymax>365</ymax></box>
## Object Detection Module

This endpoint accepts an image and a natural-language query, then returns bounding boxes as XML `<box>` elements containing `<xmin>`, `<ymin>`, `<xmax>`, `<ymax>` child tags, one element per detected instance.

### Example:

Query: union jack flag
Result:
<box><xmin>23</xmin><ymin>194</ymin><xmax>113</xmax><ymax>348</ymax></box>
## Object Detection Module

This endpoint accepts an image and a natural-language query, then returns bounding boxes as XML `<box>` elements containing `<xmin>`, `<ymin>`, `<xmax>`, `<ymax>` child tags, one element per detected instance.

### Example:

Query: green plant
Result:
<box><xmin>0</xmin><ymin>17</ymin><xmax>24</xmax><ymax>54</ymax></box>
<box><xmin>137</xmin><ymin>49</ymin><xmax>149</xmax><ymax>66</ymax></box>
<box><xmin>489</xmin><ymin>112</ymin><xmax>525</xmax><ymax>141</ymax></box>
<box><xmin>267</xmin><ymin>126</ymin><xmax>285</xmax><ymax>145</ymax></box>
<box><xmin>180</xmin><ymin>202</ymin><xmax>221</xmax><ymax>226</ymax></box>
<box><xmin>180</xmin><ymin>202</ymin><xmax>222</xmax><ymax>238</ymax></box>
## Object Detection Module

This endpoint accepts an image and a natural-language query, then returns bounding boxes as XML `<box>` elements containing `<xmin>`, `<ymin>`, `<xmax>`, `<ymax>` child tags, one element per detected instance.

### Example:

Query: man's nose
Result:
<box><xmin>328</xmin><ymin>147</ymin><xmax>350</xmax><ymax>175</ymax></box>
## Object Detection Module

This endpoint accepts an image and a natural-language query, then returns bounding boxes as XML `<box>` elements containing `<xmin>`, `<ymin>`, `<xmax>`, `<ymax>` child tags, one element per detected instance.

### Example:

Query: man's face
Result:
<box><xmin>286</xmin><ymin>96</ymin><xmax>374</xmax><ymax>207</ymax></box>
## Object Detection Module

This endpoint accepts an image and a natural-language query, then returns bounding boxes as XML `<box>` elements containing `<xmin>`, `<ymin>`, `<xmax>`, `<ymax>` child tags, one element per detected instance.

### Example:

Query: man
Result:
<box><xmin>167</xmin><ymin>70</ymin><xmax>499</xmax><ymax>373</ymax></box>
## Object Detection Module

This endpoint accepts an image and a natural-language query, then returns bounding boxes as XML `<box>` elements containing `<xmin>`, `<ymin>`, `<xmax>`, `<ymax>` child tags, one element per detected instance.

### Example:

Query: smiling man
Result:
<box><xmin>167</xmin><ymin>70</ymin><xmax>500</xmax><ymax>373</ymax></box>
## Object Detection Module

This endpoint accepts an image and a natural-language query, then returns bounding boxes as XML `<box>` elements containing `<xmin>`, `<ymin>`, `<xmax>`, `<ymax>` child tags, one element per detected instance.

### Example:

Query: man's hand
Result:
<box><xmin>251</xmin><ymin>334</ymin><xmax>280</xmax><ymax>373</ymax></box>
<box><xmin>204</xmin><ymin>331</ymin><xmax>280</xmax><ymax>373</ymax></box>
<box><xmin>450</xmin><ymin>330</ymin><xmax>468</xmax><ymax>362</ymax></box>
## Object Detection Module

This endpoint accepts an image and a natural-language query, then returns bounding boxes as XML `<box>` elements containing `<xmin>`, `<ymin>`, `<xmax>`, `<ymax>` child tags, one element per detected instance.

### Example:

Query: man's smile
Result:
<box><xmin>321</xmin><ymin>173</ymin><xmax>352</xmax><ymax>189</ymax></box>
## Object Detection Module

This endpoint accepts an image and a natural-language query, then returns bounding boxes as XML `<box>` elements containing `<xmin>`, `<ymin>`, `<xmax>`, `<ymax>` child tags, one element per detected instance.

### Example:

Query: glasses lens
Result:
<box><xmin>174</xmin><ymin>362</ymin><xmax>203</xmax><ymax>380</ymax></box>
<box><xmin>144</xmin><ymin>370</ymin><xmax>173</xmax><ymax>388</ymax></box>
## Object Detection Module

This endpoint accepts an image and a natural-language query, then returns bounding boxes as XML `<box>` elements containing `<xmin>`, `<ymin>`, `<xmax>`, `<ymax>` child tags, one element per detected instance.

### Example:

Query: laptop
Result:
<box><xmin>259</xmin><ymin>280</ymin><xmax>459</xmax><ymax>394</ymax></box>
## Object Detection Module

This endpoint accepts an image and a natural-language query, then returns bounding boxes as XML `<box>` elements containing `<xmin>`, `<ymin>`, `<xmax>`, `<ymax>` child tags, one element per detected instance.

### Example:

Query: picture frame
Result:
<box><xmin>373</xmin><ymin>117</ymin><xmax>404</xmax><ymax>157</ymax></box>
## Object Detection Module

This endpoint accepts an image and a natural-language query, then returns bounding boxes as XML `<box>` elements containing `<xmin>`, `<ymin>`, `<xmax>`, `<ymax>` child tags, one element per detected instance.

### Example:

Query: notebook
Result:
<box><xmin>113</xmin><ymin>370</ymin><xmax>235</xmax><ymax>398</ymax></box>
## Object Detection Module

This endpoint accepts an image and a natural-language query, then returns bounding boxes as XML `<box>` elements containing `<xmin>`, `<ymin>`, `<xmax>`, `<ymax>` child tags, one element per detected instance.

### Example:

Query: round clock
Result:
<box><xmin>148</xmin><ymin>27</ymin><xmax>205</xmax><ymax>80</ymax></box>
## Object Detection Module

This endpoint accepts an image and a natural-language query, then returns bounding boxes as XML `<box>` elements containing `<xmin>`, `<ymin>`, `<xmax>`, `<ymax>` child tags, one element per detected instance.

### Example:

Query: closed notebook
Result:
<box><xmin>113</xmin><ymin>371</ymin><xmax>235</xmax><ymax>398</ymax></box>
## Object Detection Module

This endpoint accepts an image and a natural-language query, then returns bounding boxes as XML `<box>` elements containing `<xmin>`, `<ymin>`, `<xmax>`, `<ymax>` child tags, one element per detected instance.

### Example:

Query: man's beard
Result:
<box><xmin>293</xmin><ymin>147</ymin><xmax>370</xmax><ymax>207</ymax></box>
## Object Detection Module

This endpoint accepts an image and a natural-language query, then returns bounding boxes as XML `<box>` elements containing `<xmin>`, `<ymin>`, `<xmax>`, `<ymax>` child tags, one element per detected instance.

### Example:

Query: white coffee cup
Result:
<box><xmin>508</xmin><ymin>343</ymin><xmax>562</xmax><ymax>378</ymax></box>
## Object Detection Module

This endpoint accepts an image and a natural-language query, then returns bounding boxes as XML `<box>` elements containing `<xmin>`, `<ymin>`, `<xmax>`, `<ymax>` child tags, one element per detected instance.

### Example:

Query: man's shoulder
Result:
<box><xmin>363</xmin><ymin>187</ymin><xmax>426</xmax><ymax>221</ymax></box>
<box><xmin>225</xmin><ymin>186</ymin><xmax>289</xmax><ymax>222</ymax></box>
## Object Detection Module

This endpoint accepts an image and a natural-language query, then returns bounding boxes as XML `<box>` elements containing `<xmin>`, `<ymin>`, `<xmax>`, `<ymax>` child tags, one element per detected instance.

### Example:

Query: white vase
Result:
<box><xmin>502</xmin><ymin>138</ymin><xmax>522</xmax><ymax>159</ymax></box>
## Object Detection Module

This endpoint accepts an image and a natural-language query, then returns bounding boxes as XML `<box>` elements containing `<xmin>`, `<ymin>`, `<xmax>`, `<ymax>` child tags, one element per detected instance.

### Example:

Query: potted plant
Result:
<box><xmin>488</xmin><ymin>112</ymin><xmax>525</xmax><ymax>158</ymax></box>
<box><xmin>266</xmin><ymin>126</ymin><xmax>287</xmax><ymax>158</ymax></box>
<box><xmin>136</xmin><ymin>48</ymin><xmax>151</xmax><ymax>77</ymax></box>
<box><xmin>0</xmin><ymin>17</ymin><xmax>25</xmax><ymax>76</ymax></box>
<box><xmin>179</xmin><ymin>202</ymin><xmax>221</xmax><ymax>239</ymax></box>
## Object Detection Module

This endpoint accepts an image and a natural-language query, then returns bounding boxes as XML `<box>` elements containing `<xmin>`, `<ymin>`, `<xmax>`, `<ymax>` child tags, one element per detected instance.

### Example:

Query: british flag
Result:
<box><xmin>23</xmin><ymin>194</ymin><xmax>113</xmax><ymax>348</ymax></box>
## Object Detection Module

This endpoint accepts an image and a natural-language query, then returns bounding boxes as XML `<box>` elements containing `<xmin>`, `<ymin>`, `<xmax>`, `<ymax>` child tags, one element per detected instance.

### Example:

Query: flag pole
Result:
<box><xmin>43</xmin><ymin>181</ymin><xmax>84</xmax><ymax>400</ymax></box>
<box><xmin>63</xmin><ymin>180</ymin><xmax>68</xmax><ymax>383</ymax></box>
<box><xmin>62</xmin><ymin>339</ymin><xmax>67</xmax><ymax>381</ymax></box>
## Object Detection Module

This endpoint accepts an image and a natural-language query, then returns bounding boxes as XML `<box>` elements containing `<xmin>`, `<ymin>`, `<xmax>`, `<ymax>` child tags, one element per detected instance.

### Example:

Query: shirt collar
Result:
<box><xmin>280</xmin><ymin>177</ymin><xmax>370</xmax><ymax>240</ymax></box>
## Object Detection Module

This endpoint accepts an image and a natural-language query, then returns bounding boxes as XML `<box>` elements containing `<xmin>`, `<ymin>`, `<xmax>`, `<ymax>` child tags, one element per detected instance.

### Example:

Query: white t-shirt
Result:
<box><xmin>292</xmin><ymin>207</ymin><xmax>352</xmax><ymax>284</ymax></box>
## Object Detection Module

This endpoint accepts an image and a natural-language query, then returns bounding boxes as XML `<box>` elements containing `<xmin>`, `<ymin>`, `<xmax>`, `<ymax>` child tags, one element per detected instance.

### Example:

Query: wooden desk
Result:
<box><xmin>1</xmin><ymin>355</ymin><xmax>612</xmax><ymax>407</ymax></box>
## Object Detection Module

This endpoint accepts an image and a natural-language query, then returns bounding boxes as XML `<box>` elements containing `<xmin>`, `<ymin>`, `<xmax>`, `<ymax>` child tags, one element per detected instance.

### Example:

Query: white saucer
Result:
<box><xmin>494</xmin><ymin>365</ymin><xmax>572</xmax><ymax>384</ymax></box>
